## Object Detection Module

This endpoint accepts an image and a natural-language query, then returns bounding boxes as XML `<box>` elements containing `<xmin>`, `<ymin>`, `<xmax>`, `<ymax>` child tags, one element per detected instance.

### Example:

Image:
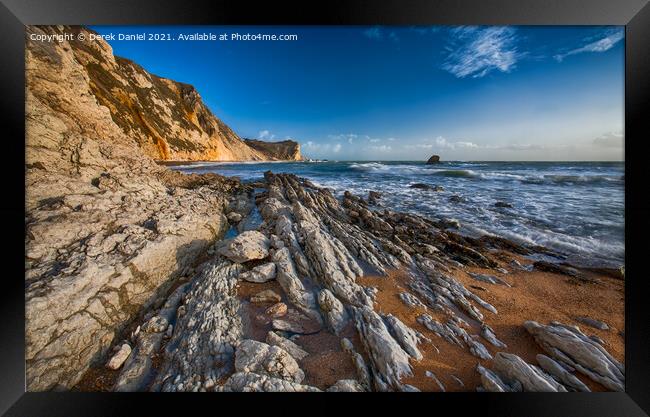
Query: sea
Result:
<box><xmin>170</xmin><ymin>160</ymin><xmax>625</xmax><ymax>269</ymax></box>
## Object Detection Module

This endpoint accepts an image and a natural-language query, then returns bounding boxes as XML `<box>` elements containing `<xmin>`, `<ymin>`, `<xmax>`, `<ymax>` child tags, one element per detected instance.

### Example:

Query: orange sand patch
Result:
<box><xmin>357</xmin><ymin>256</ymin><xmax>624</xmax><ymax>392</ymax></box>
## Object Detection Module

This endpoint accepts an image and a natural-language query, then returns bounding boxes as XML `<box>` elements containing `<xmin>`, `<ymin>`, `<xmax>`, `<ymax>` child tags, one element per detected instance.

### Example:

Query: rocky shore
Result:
<box><xmin>69</xmin><ymin>172</ymin><xmax>623</xmax><ymax>392</ymax></box>
<box><xmin>25</xmin><ymin>25</ymin><xmax>624</xmax><ymax>392</ymax></box>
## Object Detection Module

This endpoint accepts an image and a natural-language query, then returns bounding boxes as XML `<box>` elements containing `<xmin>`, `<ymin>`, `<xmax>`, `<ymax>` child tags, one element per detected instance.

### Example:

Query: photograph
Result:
<box><xmin>25</xmin><ymin>24</ymin><xmax>625</xmax><ymax>393</ymax></box>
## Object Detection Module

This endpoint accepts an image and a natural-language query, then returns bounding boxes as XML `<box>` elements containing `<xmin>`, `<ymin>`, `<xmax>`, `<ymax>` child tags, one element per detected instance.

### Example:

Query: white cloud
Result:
<box><xmin>362</xmin><ymin>26</ymin><xmax>399</xmax><ymax>42</ymax></box>
<box><xmin>328</xmin><ymin>133</ymin><xmax>359</xmax><ymax>144</ymax></box>
<box><xmin>554</xmin><ymin>29</ymin><xmax>624</xmax><ymax>62</ymax></box>
<box><xmin>407</xmin><ymin>136</ymin><xmax>479</xmax><ymax>150</ymax></box>
<box><xmin>258</xmin><ymin>130</ymin><xmax>275</xmax><ymax>140</ymax></box>
<box><xmin>369</xmin><ymin>138</ymin><xmax>381</xmax><ymax>143</ymax></box>
<box><xmin>368</xmin><ymin>144</ymin><xmax>392</xmax><ymax>152</ymax></box>
<box><xmin>303</xmin><ymin>141</ymin><xmax>343</xmax><ymax>154</ymax></box>
<box><xmin>593</xmin><ymin>131</ymin><xmax>624</xmax><ymax>148</ymax></box>
<box><xmin>363</xmin><ymin>27</ymin><xmax>383</xmax><ymax>40</ymax></box>
<box><xmin>442</xmin><ymin>26</ymin><xmax>522</xmax><ymax>78</ymax></box>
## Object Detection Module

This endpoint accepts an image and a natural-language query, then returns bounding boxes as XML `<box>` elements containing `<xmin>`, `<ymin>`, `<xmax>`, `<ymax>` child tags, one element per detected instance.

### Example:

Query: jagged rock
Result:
<box><xmin>352</xmin><ymin>306</ymin><xmax>413</xmax><ymax>391</ymax></box>
<box><xmin>115</xmin><ymin>332</ymin><xmax>164</xmax><ymax>391</ymax></box>
<box><xmin>383</xmin><ymin>314</ymin><xmax>424</xmax><ymax>360</ymax></box>
<box><xmin>426</xmin><ymin>155</ymin><xmax>440</xmax><ymax>164</ymax></box>
<box><xmin>153</xmin><ymin>261</ymin><xmax>244</xmax><ymax>392</ymax></box>
<box><xmin>240</xmin><ymin>263</ymin><xmax>276</xmax><ymax>283</ymax></box>
<box><xmin>218</xmin><ymin>230</ymin><xmax>270</xmax><ymax>263</ymax></box>
<box><xmin>251</xmin><ymin>289</ymin><xmax>282</xmax><ymax>304</ymax></box>
<box><xmin>576</xmin><ymin>316</ymin><xmax>609</xmax><ymax>331</ymax></box>
<box><xmin>271</xmin><ymin>247</ymin><xmax>321</xmax><ymax>320</ymax></box>
<box><xmin>106</xmin><ymin>344</ymin><xmax>132</xmax><ymax>370</ymax></box>
<box><xmin>533</xmin><ymin>261</ymin><xmax>579</xmax><ymax>278</ymax></box>
<box><xmin>115</xmin><ymin>282</ymin><xmax>191</xmax><ymax>391</ymax></box>
<box><xmin>367</xmin><ymin>191</ymin><xmax>382</xmax><ymax>205</ymax></box>
<box><xmin>493</xmin><ymin>352</ymin><xmax>567</xmax><ymax>392</ymax></box>
<box><xmin>494</xmin><ymin>202</ymin><xmax>513</xmax><ymax>208</ymax></box>
<box><xmin>524</xmin><ymin>321</ymin><xmax>624</xmax><ymax>391</ymax></box>
<box><xmin>439</xmin><ymin>218</ymin><xmax>461</xmax><ymax>229</ymax></box>
<box><xmin>451</xmin><ymin>375</ymin><xmax>464</xmax><ymax>388</ymax></box>
<box><xmin>480</xmin><ymin>323</ymin><xmax>507</xmax><ymax>348</ymax></box>
<box><xmin>536</xmin><ymin>354</ymin><xmax>590</xmax><ymax>392</ymax></box>
<box><xmin>318</xmin><ymin>289</ymin><xmax>349</xmax><ymax>335</ymax></box>
<box><xmin>417</xmin><ymin>315</ymin><xmax>463</xmax><ymax>347</ymax></box>
<box><xmin>219</xmin><ymin>372</ymin><xmax>320</xmax><ymax>392</ymax></box>
<box><xmin>266</xmin><ymin>331</ymin><xmax>309</xmax><ymax>361</ymax></box>
<box><xmin>409</xmin><ymin>183</ymin><xmax>434</xmax><ymax>190</ymax></box>
<box><xmin>272</xmin><ymin>310</ymin><xmax>322</xmax><ymax>334</ymax></box>
<box><xmin>265</xmin><ymin>303</ymin><xmax>288</xmax><ymax>318</ymax></box>
<box><xmin>234</xmin><ymin>339</ymin><xmax>305</xmax><ymax>383</ymax></box>
<box><xmin>468</xmin><ymin>272</ymin><xmax>511</xmax><ymax>287</ymax></box>
<box><xmin>227</xmin><ymin>212</ymin><xmax>243</xmax><ymax>223</ymax></box>
<box><xmin>399</xmin><ymin>292</ymin><xmax>427</xmax><ymax>309</ymax></box>
<box><xmin>341</xmin><ymin>338</ymin><xmax>372</xmax><ymax>390</ymax></box>
<box><xmin>476</xmin><ymin>364</ymin><xmax>515</xmax><ymax>392</ymax></box>
<box><xmin>327</xmin><ymin>379</ymin><xmax>366</xmax><ymax>392</ymax></box>
<box><xmin>425</xmin><ymin>371</ymin><xmax>445</xmax><ymax>391</ymax></box>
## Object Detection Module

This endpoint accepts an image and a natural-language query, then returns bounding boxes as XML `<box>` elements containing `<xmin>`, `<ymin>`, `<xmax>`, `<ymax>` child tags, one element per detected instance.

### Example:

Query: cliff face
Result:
<box><xmin>244</xmin><ymin>139</ymin><xmax>303</xmax><ymax>161</ymax></box>
<box><xmin>29</xmin><ymin>25</ymin><xmax>300</xmax><ymax>163</ymax></box>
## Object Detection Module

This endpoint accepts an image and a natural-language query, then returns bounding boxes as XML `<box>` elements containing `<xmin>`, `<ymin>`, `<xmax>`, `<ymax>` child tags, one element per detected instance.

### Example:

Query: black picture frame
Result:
<box><xmin>1</xmin><ymin>0</ymin><xmax>648</xmax><ymax>415</ymax></box>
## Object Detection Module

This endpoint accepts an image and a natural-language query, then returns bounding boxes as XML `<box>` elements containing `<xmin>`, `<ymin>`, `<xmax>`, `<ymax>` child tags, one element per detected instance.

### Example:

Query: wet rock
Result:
<box><xmin>105</xmin><ymin>343</ymin><xmax>132</xmax><ymax>370</ymax></box>
<box><xmin>448</xmin><ymin>195</ymin><xmax>465</xmax><ymax>203</ymax></box>
<box><xmin>265</xmin><ymin>303</ymin><xmax>288</xmax><ymax>318</ymax></box>
<box><xmin>327</xmin><ymin>379</ymin><xmax>365</xmax><ymax>392</ymax></box>
<box><xmin>524</xmin><ymin>321</ymin><xmax>624</xmax><ymax>391</ymax></box>
<box><xmin>219</xmin><ymin>372</ymin><xmax>320</xmax><ymax>392</ymax></box>
<box><xmin>234</xmin><ymin>339</ymin><xmax>305</xmax><ymax>383</ymax></box>
<box><xmin>218</xmin><ymin>230</ymin><xmax>270</xmax><ymax>263</ymax></box>
<box><xmin>576</xmin><ymin>316</ymin><xmax>609</xmax><ymax>331</ymax></box>
<box><xmin>368</xmin><ymin>191</ymin><xmax>382</xmax><ymax>205</ymax></box>
<box><xmin>318</xmin><ymin>289</ymin><xmax>349</xmax><ymax>335</ymax></box>
<box><xmin>251</xmin><ymin>289</ymin><xmax>282</xmax><ymax>304</ymax></box>
<box><xmin>494</xmin><ymin>201</ymin><xmax>513</xmax><ymax>208</ymax></box>
<box><xmin>439</xmin><ymin>218</ymin><xmax>461</xmax><ymax>229</ymax></box>
<box><xmin>239</xmin><ymin>262</ymin><xmax>276</xmax><ymax>283</ymax></box>
<box><xmin>266</xmin><ymin>331</ymin><xmax>309</xmax><ymax>361</ymax></box>
<box><xmin>409</xmin><ymin>183</ymin><xmax>433</xmax><ymax>190</ymax></box>
<box><xmin>426</xmin><ymin>155</ymin><xmax>440</xmax><ymax>164</ymax></box>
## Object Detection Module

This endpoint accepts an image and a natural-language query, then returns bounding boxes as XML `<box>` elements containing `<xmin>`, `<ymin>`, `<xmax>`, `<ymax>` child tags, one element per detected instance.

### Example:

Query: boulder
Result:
<box><xmin>239</xmin><ymin>263</ymin><xmax>276</xmax><ymax>283</ymax></box>
<box><xmin>426</xmin><ymin>155</ymin><xmax>440</xmax><ymax>164</ymax></box>
<box><xmin>265</xmin><ymin>302</ymin><xmax>288</xmax><ymax>318</ymax></box>
<box><xmin>234</xmin><ymin>339</ymin><xmax>305</xmax><ymax>383</ymax></box>
<box><xmin>105</xmin><ymin>343</ymin><xmax>132</xmax><ymax>370</ymax></box>
<box><xmin>218</xmin><ymin>230</ymin><xmax>270</xmax><ymax>263</ymax></box>
<box><xmin>251</xmin><ymin>290</ymin><xmax>282</xmax><ymax>304</ymax></box>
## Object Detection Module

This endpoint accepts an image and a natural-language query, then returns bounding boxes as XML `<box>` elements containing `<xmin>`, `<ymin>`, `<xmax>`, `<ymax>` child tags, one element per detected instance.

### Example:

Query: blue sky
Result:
<box><xmin>91</xmin><ymin>25</ymin><xmax>624</xmax><ymax>161</ymax></box>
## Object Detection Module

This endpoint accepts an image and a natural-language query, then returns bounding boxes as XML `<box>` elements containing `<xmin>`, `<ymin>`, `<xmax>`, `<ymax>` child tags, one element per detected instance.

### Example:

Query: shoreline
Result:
<box><xmin>71</xmin><ymin>171</ymin><xmax>624</xmax><ymax>392</ymax></box>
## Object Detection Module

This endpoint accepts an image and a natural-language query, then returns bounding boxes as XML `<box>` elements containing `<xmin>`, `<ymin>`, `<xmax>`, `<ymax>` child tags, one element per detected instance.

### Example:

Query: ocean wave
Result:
<box><xmin>430</xmin><ymin>169</ymin><xmax>479</xmax><ymax>178</ymax></box>
<box><xmin>520</xmin><ymin>174</ymin><xmax>623</xmax><ymax>185</ymax></box>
